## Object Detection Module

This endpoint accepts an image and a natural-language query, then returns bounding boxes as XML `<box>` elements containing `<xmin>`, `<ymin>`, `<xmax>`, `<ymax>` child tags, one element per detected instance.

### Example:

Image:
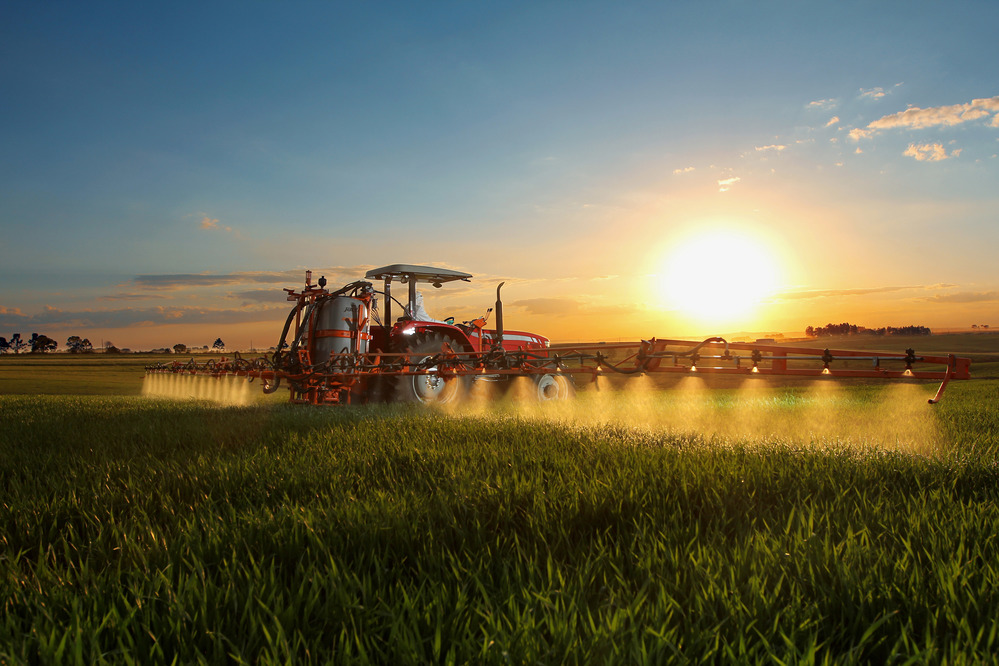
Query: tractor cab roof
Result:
<box><xmin>365</xmin><ymin>264</ymin><xmax>472</xmax><ymax>286</ymax></box>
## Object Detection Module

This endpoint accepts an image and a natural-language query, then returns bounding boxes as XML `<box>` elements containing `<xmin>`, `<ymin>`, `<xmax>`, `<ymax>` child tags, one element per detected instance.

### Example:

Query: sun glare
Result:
<box><xmin>656</xmin><ymin>228</ymin><xmax>781</xmax><ymax>327</ymax></box>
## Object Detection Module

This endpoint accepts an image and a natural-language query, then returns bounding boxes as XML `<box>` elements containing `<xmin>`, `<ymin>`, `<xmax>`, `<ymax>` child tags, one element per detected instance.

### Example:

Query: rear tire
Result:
<box><xmin>533</xmin><ymin>373</ymin><xmax>575</xmax><ymax>402</ymax></box>
<box><xmin>394</xmin><ymin>332</ymin><xmax>468</xmax><ymax>405</ymax></box>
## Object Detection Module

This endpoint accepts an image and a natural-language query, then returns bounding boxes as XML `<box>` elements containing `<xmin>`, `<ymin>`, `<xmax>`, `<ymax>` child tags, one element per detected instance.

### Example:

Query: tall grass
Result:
<box><xmin>2</xmin><ymin>382</ymin><xmax>999</xmax><ymax>664</ymax></box>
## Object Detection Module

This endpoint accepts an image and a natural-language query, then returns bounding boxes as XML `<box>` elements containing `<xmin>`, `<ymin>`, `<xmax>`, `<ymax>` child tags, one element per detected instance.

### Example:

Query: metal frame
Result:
<box><xmin>147</xmin><ymin>270</ymin><xmax>973</xmax><ymax>406</ymax></box>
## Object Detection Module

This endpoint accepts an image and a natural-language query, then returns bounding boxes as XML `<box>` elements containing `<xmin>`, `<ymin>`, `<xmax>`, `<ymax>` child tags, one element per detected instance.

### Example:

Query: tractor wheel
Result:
<box><xmin>394</xmin><ymin>332</ymin><xmax>468</xmax><ymax>405</ymax></box>
<box><xmin>533</xmin><ymin>373</ymin><xmax>575</xmax><ymax>402</ymax></box>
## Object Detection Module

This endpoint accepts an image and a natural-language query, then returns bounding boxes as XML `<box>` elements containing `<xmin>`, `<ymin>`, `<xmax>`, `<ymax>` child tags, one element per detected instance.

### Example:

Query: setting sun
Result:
<box><xmin>656</xmin><ymin>228</ymin><xmax>781</xmax><ymax>328</ymax></box>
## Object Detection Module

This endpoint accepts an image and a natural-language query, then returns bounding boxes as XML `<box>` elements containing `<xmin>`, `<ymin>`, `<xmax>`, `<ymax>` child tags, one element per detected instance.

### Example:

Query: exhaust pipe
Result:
<box><xmin>495</xmin><ymin>282</ymin><xmax>505</xmax><ymax>348</ymax></box>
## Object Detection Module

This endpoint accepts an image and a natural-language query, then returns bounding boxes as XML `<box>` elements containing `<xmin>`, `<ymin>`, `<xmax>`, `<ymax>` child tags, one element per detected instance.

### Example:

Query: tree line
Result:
<box><xmin>804</xmin><ymin>323</ymin><xmax>932</xmax><ymax>338</ymax></box>
<box><xmin>0</xmin><ymin>334</ymin><xmax>225</xmax><ymax>354</ymax></box>
<box><xmin>0</xmin><ymin>333</ymin><xmax>58</xmax><ymax>354</ymax></box>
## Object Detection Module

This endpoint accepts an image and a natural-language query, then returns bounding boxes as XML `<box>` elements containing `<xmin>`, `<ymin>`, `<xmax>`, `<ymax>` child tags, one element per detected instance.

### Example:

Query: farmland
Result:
<box><xmin>2</xmin><ymin>336</ymin><xmax>999</xmax><ymax>663</ymax></box>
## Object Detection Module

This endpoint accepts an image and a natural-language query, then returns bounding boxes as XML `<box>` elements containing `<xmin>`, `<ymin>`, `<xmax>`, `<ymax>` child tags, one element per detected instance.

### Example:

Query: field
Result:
<box><xmin>3</xmin><ymin>336</ymin><xmax>999</xmax><ymax>664</ymax></box>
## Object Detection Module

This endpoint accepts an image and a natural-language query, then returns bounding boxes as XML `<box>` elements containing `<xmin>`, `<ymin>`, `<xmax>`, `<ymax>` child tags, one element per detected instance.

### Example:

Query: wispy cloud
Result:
<box><xmin>869</xmin><ymin>96</ymin><xmax>999</xmax><ymax>130</ymax></box>
<box><xmin>825</xmin><ymin>116</ymin><xmax>840</xmax><ymax>128</ymax></box>
<box><xmin>851</xmin><ymin>96</ymin><xmax>999</xmax><ymax>141</ymax></box>
<box><xmin>0</xmin><ymin>304</ymin><xmax>290</xmax><ymax>329</ymax></box>
<box><xmin>859</xmin><ymin>87</ymin><xmax>888</xmax><ymax>100</ymax></box>
<box><xmin>717</xmin><ymin>176</ymin><xmax>741</xmax><ymax>192</ymax></box>
<box><xmin>228</xmin><ymin>289</ymin><xmax>292</xmax><ymax>304</ymax></box>
<box><xmin>132</xmin><ymin>272</ymin><xmax>301</xmax><ymax>290</ymax></box>
<box><xmin>921</xmin><ymin>291</ymin><xmax>999</xmax><ymax>304</ymax></box>
<box><xmin>97</xmin><ymin>293</ymin><xmax>169</xmax><ymax>301</ymax></box>
<box><xmin>775</xmin><ymin>284</ymin><xmax>955</xmax><ymax>301</ymax></box>
<box><xmin>754</xmin><ymin>144</ymin><xmax>786</xmax><ymax>153</ymax></box>
<box><xmin>0</xmin><ymin>305</ymin><xmax>27</xmax><ymax>318</ymax></box>
<box><xmin>130</xmin><ymin>267</ymin><xmax>373</xmax><ymax>291</ymax></box>
<box><xmin>808</xmin><ymin>98</ymin><xmax>837</xmax><ymax>109</ymax></box>
<box><xmin>512</xmin><ymin>298</ymin><xmax>581</xmax><ymax>316</ymax></box>
<box><xmin>903</xmin><ymin>142</ymin><xmax>961</xmax><ymax>162</ymax></box>
<box><xmin>672</xmin><ymin>166</ymin><xmax>696</xmax><ymax>175</ymax></box>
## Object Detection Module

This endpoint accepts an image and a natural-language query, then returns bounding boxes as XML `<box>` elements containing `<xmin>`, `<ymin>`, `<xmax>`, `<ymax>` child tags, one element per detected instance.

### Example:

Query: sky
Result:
<box><xmin>2</xmin><ymin>1</ymin><xmax>998</xmax><ymax>350</ymax></box>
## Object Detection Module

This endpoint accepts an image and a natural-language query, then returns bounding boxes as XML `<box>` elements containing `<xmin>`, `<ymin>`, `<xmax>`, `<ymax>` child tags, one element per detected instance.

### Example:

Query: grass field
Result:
<box><xmin>2</xmin><ymin>337</ymin><xmax>999</xmax><ymax>663</ymax></box>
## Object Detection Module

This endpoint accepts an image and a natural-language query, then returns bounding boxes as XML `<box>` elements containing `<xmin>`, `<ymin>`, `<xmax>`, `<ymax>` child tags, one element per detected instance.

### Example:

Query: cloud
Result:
<box><xmin>132</xmin><ymin>272</ymin><xmax>298</xmax><ymax>289</ymax></box>
<box><xmin>511</xmin><ymin>298</ymin><xmax>581</xmax><ymax>316</ymax></box>
<box><xmin>717</xmin><ymin>176</ymin><xmax>740</xmax><ymax>192</ymax></box>
<box><xmin>808</xmin><ymin>98</ymin><xmax>837</xmax><ymax>109</ymax></box>
<box><xmin>228</xmin><ymin>289</ymin><xmax>292</xmax><ymax>304</ymax></box>
<box><xmin>903</xmin><ymin>143</ymin><xmax>960</xmax><ymax>162</ymax></box>
<box><xmin>825</xmin><ymin>116</ymin><xmax>840</xmax><ymax>128</ymax></box>
<box><xmin>0</xmin><ymin>304</ymin><xmax>291</xmax><ymax>330</ymax></box>
<box><xmin>921</xmin><ymin>291</ymin><xmax>999</xmax><ymax>304</ymax></box>
<box><xmin>754</xmin><ymin>144</ymin><xmax>786</xmax><ymax>152</ymax></box>
<box><xmin>199</xmin><ymin>216</ymin><xmax>233</xmax><ymax>233</ymax></box>
<box><xmin>672</xmin><ymin>166</ymin><xmax>696</xmax><ymax>175</ymax></box>
<box><xmin>775</xmin><ymin>284</ymin><xmax>953</xmax><ymax>301</ymax></box>
<box><xmin>859</xmin><ymin>87</ymin><xmax>887</xmax><ymax>100</ymax></box>
<box><xmin>131</xmin><ymin>267</ymin><xmax>376</xmax><ymax>291</ymax></box>
<box><xmin>0</xmin><ymin>305</ymin><xmax>28</xmax><ymax>321</ymax></box>
<box><xmin>97</xmin><ymin>293</ymin><xmax>168</xmax><ymax>301</ymax></box>
<box><xmin>849</xmin><ymin>128</ymin><xmax>873</xmax><ymax>141</ymax></box>
<box><xmin>862</xmin><ymin>96</ymin><xmax>999</xmax><ymax>134</ymax></box>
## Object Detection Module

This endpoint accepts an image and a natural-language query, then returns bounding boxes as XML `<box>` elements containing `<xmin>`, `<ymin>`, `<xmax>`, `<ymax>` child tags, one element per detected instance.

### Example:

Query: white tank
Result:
<box><xmin>313</xmin><ymin>296</ymin><xmax>370</xmax><ymax>363</ymax></box>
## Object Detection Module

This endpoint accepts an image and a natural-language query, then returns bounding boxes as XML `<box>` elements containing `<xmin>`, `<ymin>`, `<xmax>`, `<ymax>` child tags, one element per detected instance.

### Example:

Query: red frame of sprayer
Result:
<box><xmin>146</xmin><ymin>272</ymin><xmax>972</xmax><ymax>406</ymax></box>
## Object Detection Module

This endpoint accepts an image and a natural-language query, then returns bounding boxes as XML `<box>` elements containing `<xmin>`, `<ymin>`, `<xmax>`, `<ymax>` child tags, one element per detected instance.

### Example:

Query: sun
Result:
<box><xmin>656</xmin><ymin>227</ymin><xmax>781</xmax><ymax>328</ymax></box>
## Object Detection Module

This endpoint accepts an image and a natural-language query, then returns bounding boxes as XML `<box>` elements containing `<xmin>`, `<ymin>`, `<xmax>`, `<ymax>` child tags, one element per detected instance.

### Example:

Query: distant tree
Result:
<box><xmin>806</xmin><ymin>322</ymin><xmax>931</xmax><ymax>338</ymax></box>
<box><xmin>0</xmin><ymin>337</ymin><xmax>8</xmax><ymax>354</ymax></box>
<box><xmin>104</xmin><ymin>344</ymin><xmax>121</xmax><ymax>354</ymax></box>
<box><xmin>173</xmin><ymin>343</ymin><xmax>188</xmax><ymax>354</ymax></box>
<box><xmin>212</xmin><ymin>337</ymin><xmax>225</xmax><ymax>351</ymax></box>
<box><xmin>30</xmin><ymin>333</ymin><xmax>58</xmax><ymax>353</ymax></box>
<box><xmin>8</xmin><ymin>333</ymin><xmax>27</xmax><ymax>354</ymax></box>
<box><xmin>67</xmin><ymin>336</ymin><xmax>94</xmax><ymax>353</ymax></box>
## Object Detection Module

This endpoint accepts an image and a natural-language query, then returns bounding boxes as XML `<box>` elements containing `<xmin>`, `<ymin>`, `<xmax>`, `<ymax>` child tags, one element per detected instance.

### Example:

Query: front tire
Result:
<box><xmin>394</xmin><ymin>332</ymin><xmax>468</xmax><ymax>405</ymax></box>
<box><xmin>533</xmin><ymin>373</ymin><xmax>575</xmax><ymax>402</ymax></box>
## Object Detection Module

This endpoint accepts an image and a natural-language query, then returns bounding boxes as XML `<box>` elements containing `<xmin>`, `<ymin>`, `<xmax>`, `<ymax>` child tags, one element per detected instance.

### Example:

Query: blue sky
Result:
<box><xmin>2</xmin><ymin>1</ymin><xmax>998</xmax><ymax>348</ymax></box>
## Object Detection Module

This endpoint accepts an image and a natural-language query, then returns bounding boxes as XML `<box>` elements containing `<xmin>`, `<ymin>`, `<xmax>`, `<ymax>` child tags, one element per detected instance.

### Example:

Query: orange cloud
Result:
<box><xmin>859</xmin><ymin>87</ymin><xmax>887</xmax><ymax>100</ymax></box>
<box><xmin>808</xmin><ymin>98</ymin><xmax>837</xmax><ymax>109</ymax></box>
<box><xmin>512</xmin><ymin>298</ymin><xmax>581</xmax><ymax>316</ymax></box>
<box><xmin>717</xmin><ymin>176</ymin><xmax>740</xmax><ymax>192</ymax></box>
<box><xmin>921</xmin><ymin>291</ymin><xmax>999</xmax><ymax>304</ymax></box>
<box><xmin>775</xmin><ymin>284</ymin><xmax>956</xmax><ymax>301</ymax></box>
<box><xmin>867</xmin><ymin>96</ymin><xmax>999</xmax><ymax>131</ymax></box>
<box><xmin>903</xmin><ymin>143</ymin><xmax>960</xmax><ymax>162</ymax></box>
<box><xmin>200</xmin><ymin>216</ymin><xmax>233</xmax><ymax>232</ymax></box>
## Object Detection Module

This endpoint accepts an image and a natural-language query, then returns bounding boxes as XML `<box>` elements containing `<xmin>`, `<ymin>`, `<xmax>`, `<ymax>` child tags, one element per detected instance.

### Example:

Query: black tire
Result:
<box><xmin>533</xmin><ymin>373</ymin><xmax>576</xmax><ymax>402</ymax></box>
<box><xmin>394</xmin><ymin>331</ymin><xmax>468</xmax><ymax>405</ymax></box>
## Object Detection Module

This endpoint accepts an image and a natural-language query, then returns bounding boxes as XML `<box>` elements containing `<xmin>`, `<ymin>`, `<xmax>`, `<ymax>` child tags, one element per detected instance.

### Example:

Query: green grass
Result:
<box><xmin>3</xmin><ymin>380</ymin><xmax>999</xmax><ymax>664</ymax></box>
<box><xmin>0</xmin><ymin>354</ymin><xmax>186</xmax><ymax>396</ymax></box>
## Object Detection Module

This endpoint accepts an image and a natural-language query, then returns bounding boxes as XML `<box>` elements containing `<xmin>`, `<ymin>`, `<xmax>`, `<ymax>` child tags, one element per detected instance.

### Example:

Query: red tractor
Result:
<box><xmin>265</xmin><ymin>264</ymin><xmax>572</xmax><ymax>404</ymax></box>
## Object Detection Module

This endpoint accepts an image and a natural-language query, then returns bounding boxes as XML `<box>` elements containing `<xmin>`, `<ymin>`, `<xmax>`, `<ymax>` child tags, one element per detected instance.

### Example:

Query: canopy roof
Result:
<box><xmin>365</xmin><ymin>264</ymin><xmax>472</xmax><ymax>285</ymax></box>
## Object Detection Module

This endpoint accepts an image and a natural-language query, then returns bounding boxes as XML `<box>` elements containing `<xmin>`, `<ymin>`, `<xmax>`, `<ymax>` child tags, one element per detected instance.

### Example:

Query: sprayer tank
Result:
<box><xmin>313</xmin><ymin>296</ymin><xmax>370</xmax><ymax>361</ymax></box>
